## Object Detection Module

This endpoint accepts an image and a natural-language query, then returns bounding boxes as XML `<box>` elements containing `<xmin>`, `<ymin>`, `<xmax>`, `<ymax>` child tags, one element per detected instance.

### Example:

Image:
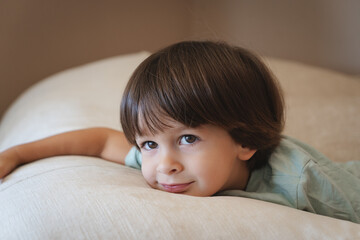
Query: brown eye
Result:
<box><xmin>180</xmin><ymin>135</ymin><xmax>198</xmax><ymax>145</ymax></box>
<box><xmin>143</xmin><ymin>141</ymin><xmax>158</xmax><ymax>150</ymax></box>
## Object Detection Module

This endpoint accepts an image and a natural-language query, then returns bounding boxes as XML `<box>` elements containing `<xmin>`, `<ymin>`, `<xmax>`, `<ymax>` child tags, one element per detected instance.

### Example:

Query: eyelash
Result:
<box><xmin>139</xmin><ymin>135</ymin><xmax>200</xmax><ymax>151</ymax></box>
<box><xmin>179</xmin><ymin>135</ymin><xmax>199</xmax><ymax>145</ymax></box>
<box><xmin>140</xmin><ymin>141</ymin><xmax>158</xmax><ymax>151</ymax></box>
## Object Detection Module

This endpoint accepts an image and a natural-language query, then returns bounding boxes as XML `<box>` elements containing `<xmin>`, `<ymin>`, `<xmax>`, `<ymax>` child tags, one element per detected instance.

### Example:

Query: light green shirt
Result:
<box><xmin>125</xmin><ymin>136</ymin><xmax>360</xmax><ymax>223</ymax></box>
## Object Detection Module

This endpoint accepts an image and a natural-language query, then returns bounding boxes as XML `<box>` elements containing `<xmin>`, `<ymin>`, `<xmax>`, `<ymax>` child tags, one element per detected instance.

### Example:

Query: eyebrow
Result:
<box><xmin>137</xmin><ymin>124</ymin><xmax>205</xmax><ymax>140</ymax></box>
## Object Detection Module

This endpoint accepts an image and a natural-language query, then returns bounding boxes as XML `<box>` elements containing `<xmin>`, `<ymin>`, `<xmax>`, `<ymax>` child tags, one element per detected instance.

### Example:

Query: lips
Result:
<box><xmin>159</xmin><ymin>182</ymin><xmax>194</xmax><ymax>193</ymax></box>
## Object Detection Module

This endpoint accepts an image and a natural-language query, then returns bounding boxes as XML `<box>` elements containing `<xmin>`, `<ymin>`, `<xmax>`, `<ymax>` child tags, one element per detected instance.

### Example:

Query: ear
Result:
<box><xmin>237</xmin><ymin>146</ymin><xmax>257</xmax><ymax>161</ymax></box>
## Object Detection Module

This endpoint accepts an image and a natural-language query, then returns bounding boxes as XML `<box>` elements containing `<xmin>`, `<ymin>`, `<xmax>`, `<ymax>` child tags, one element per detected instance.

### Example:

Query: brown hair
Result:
<box><xmin>120</xmin><ymin>41</ymin><xmax>285</xmax><ymax>171</ymax></box>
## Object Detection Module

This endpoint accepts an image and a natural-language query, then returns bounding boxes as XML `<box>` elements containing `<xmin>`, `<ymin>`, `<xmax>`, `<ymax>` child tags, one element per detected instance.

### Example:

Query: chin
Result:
<box><xmin>180</xmin><ymin>188</ymin><xmax>215</xmax><ymax>197</ymax></box>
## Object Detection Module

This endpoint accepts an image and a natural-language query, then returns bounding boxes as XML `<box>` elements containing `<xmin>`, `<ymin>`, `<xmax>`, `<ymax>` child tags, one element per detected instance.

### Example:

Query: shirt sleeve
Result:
<box><xmin>219</xmin><ymin>136</ymin><xmax>360</xmax><ymax>223</ymax></box>
<box><xmin>124</xmin><ymin>147</ymin><xmax>142</xmax><ymax>170</ymax></box>
<box><xmin>297</xmin><ymin>159</ymin><xmax>360</xmax><ymax>223</ymax></box>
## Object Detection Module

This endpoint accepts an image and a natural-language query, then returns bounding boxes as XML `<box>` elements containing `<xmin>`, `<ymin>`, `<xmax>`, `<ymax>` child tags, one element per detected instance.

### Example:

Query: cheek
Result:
<box><xmin>191</xmin><ymin>153</ymin><xmax>235</xmax><ymax>189</ymax></box>
<box><xmin>141</xmin><ymin>162</ymin><xmax>157</xmax><ymax>185</ymax></box>
<box><xmin>197</xmin><ymin>165</ymin><xmax>229</xmax><ymax>185</ymax></box>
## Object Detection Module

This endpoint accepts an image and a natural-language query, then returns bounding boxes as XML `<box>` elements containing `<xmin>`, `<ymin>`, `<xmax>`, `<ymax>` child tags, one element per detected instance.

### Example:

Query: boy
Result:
<box><xmin>0</xmin><ymin>41</ymin><xmax>359</xmax><ymax>223</ymax></box>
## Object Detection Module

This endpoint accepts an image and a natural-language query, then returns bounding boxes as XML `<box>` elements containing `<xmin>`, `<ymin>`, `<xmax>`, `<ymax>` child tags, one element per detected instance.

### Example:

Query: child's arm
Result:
<box><xmin>0</xmin><ymin>127</ymin><xmax>133</xmax><ymax>179</ymax></box>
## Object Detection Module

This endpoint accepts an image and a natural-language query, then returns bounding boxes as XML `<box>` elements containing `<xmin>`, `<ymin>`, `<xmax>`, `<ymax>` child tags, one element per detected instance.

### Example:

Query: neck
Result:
<box><xmin>222</xmin><ymin>160</ymin><xmax>250</xmax><ymax>191</ymax></box>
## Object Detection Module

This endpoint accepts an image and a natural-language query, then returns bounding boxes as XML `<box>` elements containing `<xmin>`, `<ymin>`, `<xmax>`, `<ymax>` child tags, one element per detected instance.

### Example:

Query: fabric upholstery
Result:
<box><xmin>0</xmin><ymin>52</ymin><xmax>359</xmax><ymax>239</ymax></box>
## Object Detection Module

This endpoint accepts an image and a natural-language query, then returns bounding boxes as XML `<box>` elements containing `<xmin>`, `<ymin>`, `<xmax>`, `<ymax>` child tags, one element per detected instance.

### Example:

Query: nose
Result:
<box><xmin>156</xmin><ymin>152</ymin><xmax>183</xmax><ymax>175</ymax></box>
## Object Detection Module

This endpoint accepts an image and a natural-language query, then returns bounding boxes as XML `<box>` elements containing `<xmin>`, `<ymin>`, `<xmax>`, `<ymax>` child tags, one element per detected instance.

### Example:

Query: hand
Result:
<box><xmin>0</xmin><ymin>149</ymin><xmax>21</xmax><ymax>180</ymax></box>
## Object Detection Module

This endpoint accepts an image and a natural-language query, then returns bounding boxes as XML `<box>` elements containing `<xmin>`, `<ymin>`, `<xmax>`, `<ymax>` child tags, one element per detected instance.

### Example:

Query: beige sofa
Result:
<box><xmin>0</xmin><ymin>52</ymin><xmax>359</xmax><ymax>239</ymax></box>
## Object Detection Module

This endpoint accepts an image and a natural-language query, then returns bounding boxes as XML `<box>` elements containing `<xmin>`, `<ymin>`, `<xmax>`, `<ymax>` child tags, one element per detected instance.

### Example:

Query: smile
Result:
<box><xmin>159</xmin><ymin>182</ymin><xmax>194</xmax><ymax>193</ymax></box>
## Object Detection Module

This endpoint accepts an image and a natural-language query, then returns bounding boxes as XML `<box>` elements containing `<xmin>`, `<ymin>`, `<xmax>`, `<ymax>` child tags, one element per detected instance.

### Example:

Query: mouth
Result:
<box><xmin>159</xmin><ymin>182</ymin><xmax>194</xmax><ymax>193</ymax></box>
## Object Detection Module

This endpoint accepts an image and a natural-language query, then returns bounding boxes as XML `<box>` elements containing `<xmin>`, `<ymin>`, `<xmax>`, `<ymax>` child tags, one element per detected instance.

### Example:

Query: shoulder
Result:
<box><xmin>237</xmin><ymin>136</ymin><xmax>320</xmax><ymax>207</ymax></box>
<box><xmin>268</xmin><ymin>136</ymin><xmax>325</xmax><ymax>176</ymax></box>
<box><xmin>124</xmin><ymin>147</ymin><xmax>142</xmax><ymax>170</ymax></box>
<box><xmin>245</xmin><ymin>136</ymin><xmax>332</xmax><ymax>206</ymax></box>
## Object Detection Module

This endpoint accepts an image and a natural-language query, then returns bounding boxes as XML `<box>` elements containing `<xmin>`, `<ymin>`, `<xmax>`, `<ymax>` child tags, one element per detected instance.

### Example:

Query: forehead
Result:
<box><xmin>136</xmin><ymin>110</ymin><xmax>180</xmax><ymax>138</ymax></box>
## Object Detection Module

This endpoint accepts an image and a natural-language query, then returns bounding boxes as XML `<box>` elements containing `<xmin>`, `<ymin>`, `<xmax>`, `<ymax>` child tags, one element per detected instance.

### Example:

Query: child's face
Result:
<box><xmin>135</xmin><ymin>119</ymin><xmax>255</xmax><ymax>196</ymax></box>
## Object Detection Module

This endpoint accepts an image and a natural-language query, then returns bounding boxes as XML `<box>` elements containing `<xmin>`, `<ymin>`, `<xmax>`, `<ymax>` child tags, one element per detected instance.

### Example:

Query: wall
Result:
<box><xmin>0</xmin><ymin>0</ymin><xmax>192</xmax><ymax>118</ymax></box>
<box><xmin>0</xmin><ymin>0</ymin><xmax>359</xmax><ymax>119</ymax></box>
<box><xmin>189</xmin><ymin>0</ymin><xmax>360</xmax><ymax>74</ymax></box>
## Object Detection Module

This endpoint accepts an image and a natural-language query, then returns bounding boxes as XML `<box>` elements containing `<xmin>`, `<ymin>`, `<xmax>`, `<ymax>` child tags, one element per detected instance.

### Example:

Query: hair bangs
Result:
<box><xmin>137</xmin><ymin>101</ymin><xmax>177</xmax><ymax>137</ymax></box>
<box><xmin>120</xmin><ymin>54</ymin><xmax>201</xmax><ymax>144</ymax></box>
